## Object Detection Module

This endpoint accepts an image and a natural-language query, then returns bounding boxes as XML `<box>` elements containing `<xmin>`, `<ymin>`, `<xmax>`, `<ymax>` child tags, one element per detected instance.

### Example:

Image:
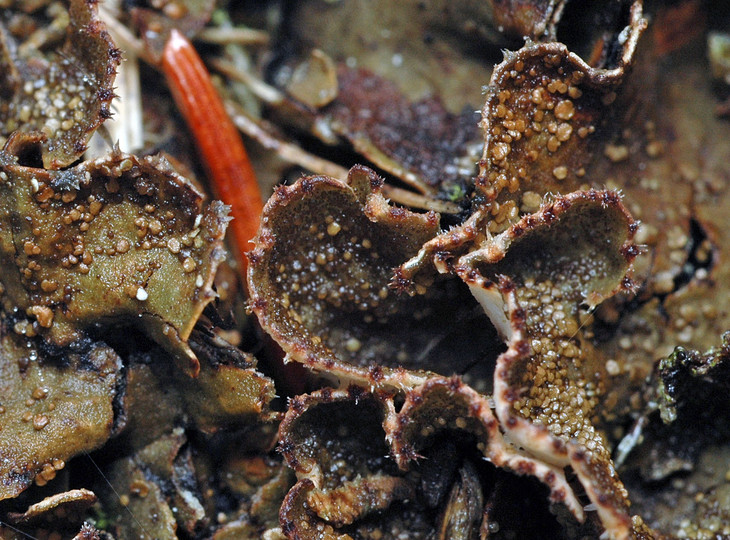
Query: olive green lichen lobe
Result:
<box><xmin>0</xmin><ymin>139</ymin><xmax>229</xmax><ymax>376</ymax></box>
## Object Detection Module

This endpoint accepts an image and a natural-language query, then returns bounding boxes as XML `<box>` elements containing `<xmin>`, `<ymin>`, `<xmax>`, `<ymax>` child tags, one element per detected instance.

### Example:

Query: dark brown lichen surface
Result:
<box><xmin>453</xmin><ymin>189</ymin><xmax>638</xmax><ymax>537</ymax></box>
<box><xmin>327</xmin><ymin>67</ymin><xmax>482</xmax><ymax>197</ymax></box>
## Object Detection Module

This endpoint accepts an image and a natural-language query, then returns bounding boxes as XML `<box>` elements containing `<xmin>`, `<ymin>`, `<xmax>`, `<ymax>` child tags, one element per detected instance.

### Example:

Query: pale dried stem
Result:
<box><xmin>210</xmin><ymin>58</ymin><xmax>284</xmax><ymax>105</ymax></box>
<box><xmin>381</xmin><ymin>185</ymin><xmax>460</xmax><ymax>214</ymax></box>
<box><xmin>197</xmin><ymin>26</ymin><xmax>270</xmax><ymax>46</ymax></box>
<box><xmin>225</xmin><ymin>100</ymin><xmax>349</xmax><ymax>179</ymax></box>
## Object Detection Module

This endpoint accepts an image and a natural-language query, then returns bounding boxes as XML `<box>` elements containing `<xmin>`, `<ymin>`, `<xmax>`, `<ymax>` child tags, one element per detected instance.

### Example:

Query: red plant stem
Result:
<box><xmin>162</xmin><ymin>30</ymin><xmax>306</xmax><ymax>393</ymax></box>
<box><xmin>162</xmin><ymin>29</ymin><xmax>263</xmax><ymax>276</ymax></box>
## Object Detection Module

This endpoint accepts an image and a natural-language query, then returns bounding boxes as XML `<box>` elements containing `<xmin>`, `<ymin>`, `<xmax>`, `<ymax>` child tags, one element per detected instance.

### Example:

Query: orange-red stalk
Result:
<box><xmin>162</xmin><ymin>30</ymin><xmax>306</xmax><ymax>393</ymax></box>
<box><xmin>162</xmin><ymin>29</ymin><xmax>263</xmax><ymax>276</ymax></box>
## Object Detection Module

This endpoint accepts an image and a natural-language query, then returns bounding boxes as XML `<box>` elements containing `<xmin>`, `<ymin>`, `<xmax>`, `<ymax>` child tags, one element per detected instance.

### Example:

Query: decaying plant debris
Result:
<box><xmin>2</xmin><ymin>0</ymin><xmax>730</xmax><ymax>539</ymax></box>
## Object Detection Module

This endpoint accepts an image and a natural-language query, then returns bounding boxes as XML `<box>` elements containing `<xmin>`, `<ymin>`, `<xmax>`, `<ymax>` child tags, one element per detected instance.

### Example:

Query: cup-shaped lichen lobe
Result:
<box><xmin>0</xmin><ymin>0</ymin><xmax>121</xmax><ymax>168</ymax></box>
<box><xmin>279</xmin><ymin>388</ymin><xmax>395</xmax><ymax>486</ymax></box>
<box><xmin>0</xmin><ymin>142</ymin><xmax>230</xmax><ymax>374</ymax></box>
<box><xmin>249</xmin><ymin>165</ymin><xmax>502</xmax><ymax>383</ymax></box>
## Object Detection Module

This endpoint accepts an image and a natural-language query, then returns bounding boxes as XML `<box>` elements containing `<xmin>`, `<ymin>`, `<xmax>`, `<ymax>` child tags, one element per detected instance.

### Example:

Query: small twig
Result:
<box><xmin>614</xmin><ymin>415</ymin><xmax>648</xmax><ymax>467</ymax></box>
<box><xmin>225</xmin><ymin>100</ymin><xmax>348</xmax><ymax>179</ymax></box>
<box><xmin>382</xmin><ymin>185</ymin><xmax>460</xmax><ymax>214</ymax></box>
<box><xmin>196</xmin><ymin>26</ymin><xmax>270</xmax><ymax>46</ymax></box>
<box><xmin>210</xmin><ymin>57</ymin><xmax>284</xmax><ymax>105</ymax></box>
